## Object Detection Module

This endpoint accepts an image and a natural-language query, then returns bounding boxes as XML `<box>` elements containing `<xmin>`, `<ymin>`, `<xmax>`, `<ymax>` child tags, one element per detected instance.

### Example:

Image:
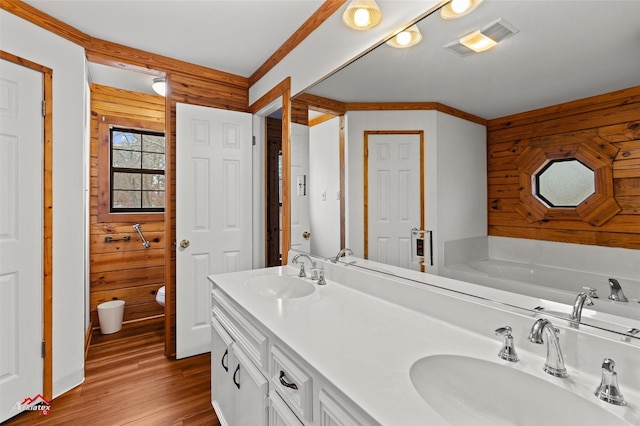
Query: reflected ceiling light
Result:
<box><xmin>152</xmin><ymin>77</ymin><xmax>166</xmax><ymax>96</ymax></box>
<box><xmin>342</xmin><ymin>0</ymin><xmax>382</xmax><ymax>30</ymax></box>
<box><xmin>440</xmin><ymin>0</ymin><xmax>483</xmax><ymax>19</ymax></box>
<box><xmin>459</xmin><ymin>30</ymin><xmax>497</xmax><ymax>52</ymax></box>
<box><xmin>386</xmin><ymin>25</ymin><xmax>422</xmax><ymax>48</ymax></box>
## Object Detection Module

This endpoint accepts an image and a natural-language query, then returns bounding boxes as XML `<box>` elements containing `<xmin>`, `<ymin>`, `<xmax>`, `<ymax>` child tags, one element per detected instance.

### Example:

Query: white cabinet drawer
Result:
<box><xmin>211</xmin><ymin>288</ymin><xmax>268</xmax><ymax>371</ymax></box>
<box><xmin>271</xmin><ymin>345</ymin><xmax>313</xmax><ymax>423</ymax></box>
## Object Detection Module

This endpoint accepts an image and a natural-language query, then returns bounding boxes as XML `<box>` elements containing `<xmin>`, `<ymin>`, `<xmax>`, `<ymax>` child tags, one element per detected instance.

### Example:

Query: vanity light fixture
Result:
<box><xmin>152</xmin><ymin>77</ymin><xmax>166</xmax><ymax>96</ymax></box>
<box><xmin>342</xmin><ymin>0</ymin><xmax>382</xmax><ymax>30</ymax></box>
<box><xmin>386</xmin><ymin>25</ymin><xmax>422</xmax><ymax>48</ymax></box>
<box><xmin>459</xmin><ymin>30</ymin><xmax>497</xmax><ymax>53</ymax></box>
<box><xmin>440</xmin><ymin>0</ymin><xmax>483</xmax><ymax>19</ymax></box>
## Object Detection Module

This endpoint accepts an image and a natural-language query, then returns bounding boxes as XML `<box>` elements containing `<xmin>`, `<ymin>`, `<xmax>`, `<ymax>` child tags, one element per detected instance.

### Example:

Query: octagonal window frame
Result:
<box><xmin>534</xmin><ymin>158</ymin><xmax>595</xmax><ymax>208</ymax></box>
<box><xmin>514</xmin><ymin>136</ymin><xmax>621</xmax><ymax>227</ymax></box>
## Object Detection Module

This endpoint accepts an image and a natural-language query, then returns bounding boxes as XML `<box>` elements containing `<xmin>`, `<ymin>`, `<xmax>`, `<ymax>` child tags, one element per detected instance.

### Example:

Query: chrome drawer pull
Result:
<box><xmin>279</xmin><ymin>371</ymin><xmax>298</xmax><ymax>390</ymax></box>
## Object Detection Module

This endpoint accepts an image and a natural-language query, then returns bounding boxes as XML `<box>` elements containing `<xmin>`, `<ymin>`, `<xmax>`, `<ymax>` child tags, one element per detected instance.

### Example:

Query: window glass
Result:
<box><xmin>110</xmin><ymin>127</ymin><xmax>165</xmax><ymax>212</ymax></box>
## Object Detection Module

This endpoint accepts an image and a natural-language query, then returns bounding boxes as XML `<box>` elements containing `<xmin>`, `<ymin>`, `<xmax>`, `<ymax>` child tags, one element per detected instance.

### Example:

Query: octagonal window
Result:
<box><xmin>535</xmin><ymin>159</ymin><xmax>595</xmax><ymax>207</ymax></box>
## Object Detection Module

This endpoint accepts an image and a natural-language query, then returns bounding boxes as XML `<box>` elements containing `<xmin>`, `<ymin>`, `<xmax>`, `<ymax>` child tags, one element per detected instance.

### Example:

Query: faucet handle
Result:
<box><xmin>297</xmin><ymin>263</ymin><xmax>307</xmax><ymax>278</ymax></box>
<box><xmin>495</xmin><ymin>326</ymin><xmax>519</xmax><ymax>362</ymax></box>
<box><xmin>595</xmin><ymin>358</ymin><xmax>626</xmax><ymax>406</ymax></box>
<box><xmin>581</xmin><ymin>286</ymin><xmax>598</xmax><ymax>300</ymax></box>
<box><xmin>317</xmin><ymin>269</ymin><xmax>326</xmax><ymax>285</ymax></box>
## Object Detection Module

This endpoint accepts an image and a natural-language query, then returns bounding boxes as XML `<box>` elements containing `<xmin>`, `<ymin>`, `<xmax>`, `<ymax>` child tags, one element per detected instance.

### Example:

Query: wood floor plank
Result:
<box><xmin>4</xmin><ymin>322</ymin><xmax>219</xmax><ymax>426</ymax></box>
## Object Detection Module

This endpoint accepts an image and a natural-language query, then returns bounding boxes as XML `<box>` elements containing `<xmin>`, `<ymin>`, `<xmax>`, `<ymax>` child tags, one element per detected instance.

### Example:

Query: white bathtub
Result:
<box><xmin>444</xmin><ymin>259</ymin><xmax>640</xmax><ymax>326</ymax></box>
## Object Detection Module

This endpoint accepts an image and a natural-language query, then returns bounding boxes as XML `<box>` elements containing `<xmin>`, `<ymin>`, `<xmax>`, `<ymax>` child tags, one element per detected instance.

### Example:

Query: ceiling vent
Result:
<box><xmin>445</xmin><ymin>18</ymin><xmax>519</xmax><ymax>56</ymax></box>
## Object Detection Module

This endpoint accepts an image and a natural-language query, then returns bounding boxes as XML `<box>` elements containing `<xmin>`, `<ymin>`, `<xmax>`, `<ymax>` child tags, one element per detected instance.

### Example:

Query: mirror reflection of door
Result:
<box><xmin>365</xmin><ymin>131</ymin><xmax>424</xmax><ymax>271</ymax></box>
<box><xmin>290</xmin><ymin>123</ymin><xmax>311</xmax><ymax>253</ymax></box>
<box><xmin>265</xmin><ymin>117</ymin><xmax>282</xmax><ymax>267</ymax></box>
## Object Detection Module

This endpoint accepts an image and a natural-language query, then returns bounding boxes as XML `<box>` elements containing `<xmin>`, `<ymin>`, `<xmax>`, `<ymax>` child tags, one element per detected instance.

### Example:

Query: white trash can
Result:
<box><xmin>97</xmin><ymin>300</ymin><xmax>125</xmax><ymax>334</ymax></box>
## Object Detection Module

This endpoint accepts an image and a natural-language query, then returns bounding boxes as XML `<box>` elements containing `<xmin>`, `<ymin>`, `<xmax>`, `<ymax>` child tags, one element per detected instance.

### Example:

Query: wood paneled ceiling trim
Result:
<box><xmin>296</xmin><ymin>93</ymin><xmax>346</xmax><ymax>115</ymax></box>
<box><xmin>248</xmin><ymin>0</ymin><xmax>347</xmax><ymax>87</ymax></box>
<box><xmin>346</xmin><ymin>102</ymin><xmax>487</xmax><ymax>126</ymax></box>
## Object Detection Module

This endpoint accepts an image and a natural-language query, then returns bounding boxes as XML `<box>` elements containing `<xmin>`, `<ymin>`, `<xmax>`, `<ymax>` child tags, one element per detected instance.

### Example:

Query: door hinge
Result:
<box><xmin>41</xmin><ymin>100</ymin><xmax>46</xmax><ymax>117</ymax></box>
<box><xmin>252</xmin><ymin>135</ymin><xmax>256</xmax><ymax>146</ymax></box>
<box><xmin>41</xmin><ymin>341</ymin><xmax>45</xmax><ymax>358</ymax></box>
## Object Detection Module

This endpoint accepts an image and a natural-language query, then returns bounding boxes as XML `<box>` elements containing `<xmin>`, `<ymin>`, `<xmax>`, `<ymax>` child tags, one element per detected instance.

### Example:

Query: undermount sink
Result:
<box><xmin>410</xmin><ymin>355</ymin><xmax>628</xmax><ymax>426</ymax></box>
<box><xmin>245</xmin><ymin>275</ymin><xmax>315</xmax><ymax>299</ymax></box>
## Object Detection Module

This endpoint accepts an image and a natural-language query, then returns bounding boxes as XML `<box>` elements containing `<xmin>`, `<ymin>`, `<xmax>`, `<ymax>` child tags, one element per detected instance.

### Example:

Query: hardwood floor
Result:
<box><xmin>5</xmin><ymin>319</ymin><xmax>219</xmax><ymax>426</ymax></box>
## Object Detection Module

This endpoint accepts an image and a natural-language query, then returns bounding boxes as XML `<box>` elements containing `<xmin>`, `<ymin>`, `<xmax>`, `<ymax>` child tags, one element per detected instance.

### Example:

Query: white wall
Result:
<box><xmin>344</xmin><ymin>110</ymin><xmax>486</xmax><ymax>274</ymax></box>
<box><xmin>309</xmin><ymin>117</ymin><xmax>341</xmax><ymax>257</ymax></box>
<box><xmin>1</xmin><ymin>10</ymin><xmax>87</xmax><ymax>397</ymax></box>
<box><xmin>435</xmin><ymin>112</ymin><xmax>487</xmax><ymax>271</ymax></box>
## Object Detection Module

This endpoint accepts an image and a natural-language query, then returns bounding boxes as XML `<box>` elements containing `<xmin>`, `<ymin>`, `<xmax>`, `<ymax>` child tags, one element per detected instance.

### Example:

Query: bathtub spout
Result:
<box><xmin>570</xmin><ymin>292</ymin><xmax>593</xmax><ymax>322</ymax></box>
<box><xmin>608</xmin><ymin>278</ymin><xmax>628</xmax><ymax>302</ymax></box>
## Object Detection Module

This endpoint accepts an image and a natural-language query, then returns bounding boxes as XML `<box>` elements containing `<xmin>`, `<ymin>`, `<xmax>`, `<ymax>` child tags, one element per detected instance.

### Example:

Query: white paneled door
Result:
<box><xmin>176</xmin><ymin>103</ymin><xmax>253</xmax><ymax>359</ymax></box>
<box><xmin>367</xmin><ymin>133</ymin><xmax>422</xmax><ymax>270</ymax></box>
<box><xmin>289</xmin><ymin>123</ymin><xmax>310</xmax><ymax>253</ymax></box>
<box><xmin>0</xmin><ymin>59</ymin><xmax>44</xmax><ymax>422</ymax></box>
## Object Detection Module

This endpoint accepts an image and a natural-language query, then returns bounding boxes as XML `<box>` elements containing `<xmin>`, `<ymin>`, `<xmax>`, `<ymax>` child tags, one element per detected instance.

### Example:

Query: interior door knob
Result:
<box><xmin>303</xmin><ymin>231</ymin><xmax>311</xmax><ymax>239</ymax></box>
<box><xmin>180</xmin><ymin>239</ymin><xmax>190</xmax><ymax>249</ymax></box>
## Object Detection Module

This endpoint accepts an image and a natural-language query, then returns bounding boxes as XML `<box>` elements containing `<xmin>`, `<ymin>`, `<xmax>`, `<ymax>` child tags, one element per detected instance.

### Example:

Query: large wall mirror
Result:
<box><xmin>288</xmin><ymin>1</ymin><xmax>640</xmax><ymax>337</ymax></box>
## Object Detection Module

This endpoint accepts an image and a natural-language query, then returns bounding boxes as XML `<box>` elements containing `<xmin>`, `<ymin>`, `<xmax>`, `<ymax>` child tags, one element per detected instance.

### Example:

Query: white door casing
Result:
<box><xmin>176</xmin><ymin>103</ymin><xmax>253</xmax><ymax>359</ymax></box>
<box><xmin>0</xmin><ymin>59</ymin><xmax>44</xmax><ymax>422</ymax></box>
<box><xmin>289</xmin><ymin>123</ymin><xmax>310</xmax><ymax>253</ymax></box>
<box><xmin>366</xmin><ymin>133</ymin><xmax>422</xmax><ymax>270</ymax></box>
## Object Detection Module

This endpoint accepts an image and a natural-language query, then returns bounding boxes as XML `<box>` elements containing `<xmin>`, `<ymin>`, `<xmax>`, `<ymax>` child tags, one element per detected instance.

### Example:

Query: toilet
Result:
<box><xmin>156</xmin><ymin>286</ymin><xmax>165</xmax><ymax>307</ymax></box>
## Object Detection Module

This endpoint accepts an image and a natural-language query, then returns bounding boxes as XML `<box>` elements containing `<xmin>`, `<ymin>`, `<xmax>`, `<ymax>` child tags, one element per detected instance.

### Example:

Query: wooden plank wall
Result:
<box><xmin>487</xmin><ymin>86</ymin><xmax>640</xmax><ymax>250</ymax></box>
<box><xmin>90</xmin><ymin>84</ymin><xmax>166</xmax><ymax>326</ymax></box>
<box><xmin>165</xmin><ymin>71</ymin><xmax>249</xmax><ymax>356</ymax></box>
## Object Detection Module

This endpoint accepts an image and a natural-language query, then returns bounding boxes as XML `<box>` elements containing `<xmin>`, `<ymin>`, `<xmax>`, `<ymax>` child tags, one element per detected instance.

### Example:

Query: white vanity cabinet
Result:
<box><xmin>211</xmin><ymin>289</ymin><xmax>269</xmax><ymax>426</ymax></box>
<box><xmin>210</xmin><ymin>315</ymin><xmax>269</xmax><ymax>426</ymax></box>
<box><xmin>210</xmin><ymin>280</ymin><xmax>375</xmax><ymax>426</ymax></box>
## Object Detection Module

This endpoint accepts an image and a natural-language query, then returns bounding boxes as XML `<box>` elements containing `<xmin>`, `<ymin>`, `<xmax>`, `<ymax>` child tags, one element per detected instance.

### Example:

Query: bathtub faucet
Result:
<box><xmin>608</xmin><ymin>278</ymin><xmax>628</xmax><ymax>302</ymax></box>
<box><xmin>332</xmin><ymin>248</ymin><xmax>353</xmax><ymax>263</ymax></box>
<box><xmin>570</xmin><ymin>292</ymin><xmax>593</xmax><ymax>323</ymax></box>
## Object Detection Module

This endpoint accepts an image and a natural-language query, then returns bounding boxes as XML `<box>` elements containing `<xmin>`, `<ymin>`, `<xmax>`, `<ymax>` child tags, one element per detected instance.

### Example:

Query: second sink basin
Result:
<box><xmin>410</xmin><ymin>355</ymin><xmax>628</xmax><ymax>426</ymax></box>
<box><xmin>245</xmin><ymin>275</ymin><xmax>315</xmax><ymax>299</ymax></box>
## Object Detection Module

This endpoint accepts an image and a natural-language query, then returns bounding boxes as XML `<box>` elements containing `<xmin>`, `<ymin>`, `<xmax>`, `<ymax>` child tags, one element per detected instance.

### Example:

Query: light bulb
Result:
<box><xmin>396</xmin><ymin>31</ymin><xmax>412</xmax><ymax>46</ymax></box>
<box><xmin>353</xmin><ymin>8</ymin><xmax>371</xmax><ymax>27</ymax></box>
<box><xmin>451</xmin><ymin>0</ymin><xmax>472</xmax><ymax>14</ymax></box>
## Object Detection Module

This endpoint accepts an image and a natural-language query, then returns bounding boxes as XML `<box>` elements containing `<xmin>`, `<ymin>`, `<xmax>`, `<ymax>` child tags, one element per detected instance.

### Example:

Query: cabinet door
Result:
<box><xmin>211</xmin><ymin>318</ymin><xmax>235</xmax><ymax>426</ymax></box>
<box><xmin>269</xmin><ymin>392</ymin><xmax>304</xmax><ymax>426</ymax></box>
<box><xmin>318</xmin><ymin>390</ymin><xmax>362</xmax><ymax>426</ymax></box>
<box><xmin>233</xmin><ymin>344</ymin><xmax>269</xmax><ymax>426</ymax></box>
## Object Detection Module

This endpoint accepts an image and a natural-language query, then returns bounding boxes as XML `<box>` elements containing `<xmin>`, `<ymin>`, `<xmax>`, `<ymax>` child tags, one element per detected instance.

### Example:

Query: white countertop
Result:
<box><xmin>208</xmin><ymin>265</ymin><xmax>640</xmax><ymax>425</ymax></box>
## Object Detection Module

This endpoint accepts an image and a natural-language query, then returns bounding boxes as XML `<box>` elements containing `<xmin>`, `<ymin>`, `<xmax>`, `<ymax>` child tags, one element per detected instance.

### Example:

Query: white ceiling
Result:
<box><xmin>23</xmin><ymin>1</ymin><xmax>640</xmax><ymax>119</ymax></box>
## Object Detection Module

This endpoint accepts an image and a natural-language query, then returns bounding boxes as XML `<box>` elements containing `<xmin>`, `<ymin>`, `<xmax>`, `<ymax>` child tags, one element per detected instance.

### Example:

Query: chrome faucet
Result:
<box><xmin>291</xmin><ymin>253</ymin><xmax>313</xmax><ymax>278</ymax></box>
<box><xmin>595</xmin><ymin>358</ymin><xmax>626</xmax><ymax>406</ymax></box>
<box><xmin>528</xmin><ymin>318</ymin><xmax>568</xmax><ymax>378</ymax></box>
<box><xmin>332</xmin><ymin>248</ymin><xmax>353</xmax><ymax>263</ymax></box>
<box><xmin>570</xmin><ymin>292</ymin><xmax>593</xmax><ymax>323</ymax></box>
<box><xmin>608</xmin><ymin>278</ymin><xmax>628</xmax><ymax>302</ymax></box>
